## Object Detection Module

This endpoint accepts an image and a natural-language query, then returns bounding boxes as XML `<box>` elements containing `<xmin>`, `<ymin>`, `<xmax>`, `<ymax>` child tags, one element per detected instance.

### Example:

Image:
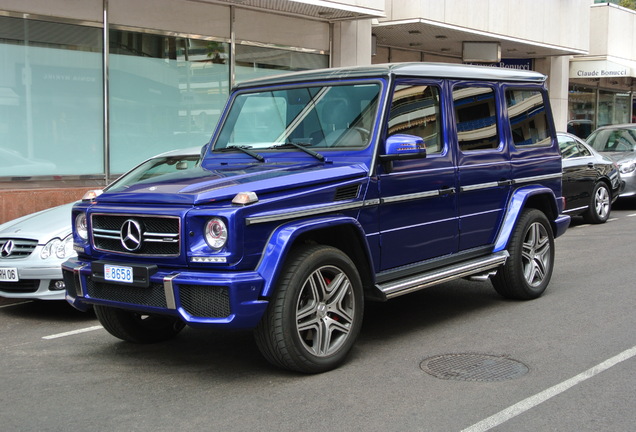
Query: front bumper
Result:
<box><xmin>62</xmin><ymin>258</ymin><xmax>268</xmax><ymax>329</ymax></box>
<box><xmin>0</xmin><ymin>264</ymin><xmax>66</xmax><ymax>300</ymax></box>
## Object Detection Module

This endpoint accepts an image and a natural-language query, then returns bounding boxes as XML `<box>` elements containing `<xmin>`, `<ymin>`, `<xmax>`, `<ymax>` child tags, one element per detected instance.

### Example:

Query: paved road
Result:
<box><xmin>1</xmin><ymin>206</ymin><xmax>635</xmax><ymax>432</ymax></box>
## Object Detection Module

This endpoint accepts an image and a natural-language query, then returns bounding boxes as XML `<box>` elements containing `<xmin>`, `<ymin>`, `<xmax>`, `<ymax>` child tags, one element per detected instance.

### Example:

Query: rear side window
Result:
<box><xmin>506</xmin><ymin>89</ymin><xmax>551</xmax><ymax>147</ymax></box>
<box><xmin>453</xmin><ymin>86</ymin><xmax>499</xmax><ymax>151</ymax></box>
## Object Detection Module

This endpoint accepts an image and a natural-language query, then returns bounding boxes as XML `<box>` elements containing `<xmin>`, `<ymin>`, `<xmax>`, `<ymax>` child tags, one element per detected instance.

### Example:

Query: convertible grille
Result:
<box><xmin>91</xmin><ymin>214</ymin><xmax>180</xmax><ymax>256</ymax></box>
<box><xmin>0</xmin><ymin>238</ymin><xmax>38</xmax><ymax>259</ymax></box>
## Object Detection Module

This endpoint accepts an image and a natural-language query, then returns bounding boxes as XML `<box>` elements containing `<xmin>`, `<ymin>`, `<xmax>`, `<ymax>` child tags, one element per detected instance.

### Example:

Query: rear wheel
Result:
<box><xmin>94</xmin><ymin>305</ymin><xmax>185</xmax><ymax>343</ymax></box>
<box><xmin>491</xmin><ymin>209</ymin><xmax>554</xmax><ymax>300</ymax></box>
<box><xmin>583</xmin><ymin>182</ymin><xmax>611</xmax><ymax>224</ymax></box>
<box><xmin>255</xmin><ymin>244</ymin><xmax>364</xmax><ymax>373</ymax></box>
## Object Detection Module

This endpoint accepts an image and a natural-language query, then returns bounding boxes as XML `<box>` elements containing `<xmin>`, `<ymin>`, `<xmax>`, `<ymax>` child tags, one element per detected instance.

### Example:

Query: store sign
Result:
<box><xmin>466</xmin><ymin>59</ymin><xmax>533</xmax><ymax>71</ymax></box>
<box><xmin>569</xmin><ymin>60</ymin><xmax>631</xmax><ymax>78</ymax></box>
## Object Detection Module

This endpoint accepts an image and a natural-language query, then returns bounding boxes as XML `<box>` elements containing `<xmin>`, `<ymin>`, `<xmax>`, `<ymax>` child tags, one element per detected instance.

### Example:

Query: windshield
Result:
<box><xmin>106</xmin><ymin>154</ymin><xmax>200</xmax><ymax>191</ymax></box>
<box><xmin>213</xmin><ymin>83</ymin><xmax>381</xmax><ymax>151</ymax></box>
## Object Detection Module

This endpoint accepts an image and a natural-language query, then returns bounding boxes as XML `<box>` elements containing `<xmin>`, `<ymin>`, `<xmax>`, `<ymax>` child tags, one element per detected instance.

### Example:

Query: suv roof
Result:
<box><xmin>234</xmin><ymin>62</ymin><xmax>547</xmax><ymax>90</ymax></box>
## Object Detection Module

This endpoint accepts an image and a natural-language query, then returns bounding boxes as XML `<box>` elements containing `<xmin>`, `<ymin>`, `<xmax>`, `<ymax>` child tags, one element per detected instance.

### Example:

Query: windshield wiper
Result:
<box><xmin>219</xmin><ymin>145</ymin><xmax>265</xmax><ymax>162</ymax></box>
<box><xmin>274</xmin><ymin>141</ymin><xmax>325</xmax><ymax>162</ymax></box>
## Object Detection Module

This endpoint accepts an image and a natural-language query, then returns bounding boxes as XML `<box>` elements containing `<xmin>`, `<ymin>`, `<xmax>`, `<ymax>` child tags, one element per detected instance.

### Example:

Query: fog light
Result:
<box><xmin>50</xmin><ymin>280</ymin><xmax>66</xmax><ymax>291</ymax></box>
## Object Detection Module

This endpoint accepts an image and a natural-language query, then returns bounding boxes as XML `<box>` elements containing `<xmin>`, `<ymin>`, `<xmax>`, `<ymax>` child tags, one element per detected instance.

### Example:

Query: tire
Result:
<box><xmin>583</xmin><ymin>182</ymin><xmax>611</xmax><ymax>224</ymax></box>
<box><xmin>254</xmin><ymin>244</ymin><xmax>364</xmax><ymax>373</ymax></box>
<box><xmin>491</xmin><ymin>209</ymin><xmax>554</xmax><ymax>300</ymax></box>
<box><xmin>94</xmin><ymin>305</ymin><xmax>185</xmax><ymax>343</ymax></box>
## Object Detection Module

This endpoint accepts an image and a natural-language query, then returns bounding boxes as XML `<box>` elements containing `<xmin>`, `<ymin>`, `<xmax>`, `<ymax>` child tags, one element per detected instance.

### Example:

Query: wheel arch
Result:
<box><xmin>256</xmin><ymin>216</ymin><xmax>375</xmax><ymax>298</ymax></box>
<box><xmin>494</xmin><ymin>186</ymin><xmax>563</xmax><ymax>252</ymax></box>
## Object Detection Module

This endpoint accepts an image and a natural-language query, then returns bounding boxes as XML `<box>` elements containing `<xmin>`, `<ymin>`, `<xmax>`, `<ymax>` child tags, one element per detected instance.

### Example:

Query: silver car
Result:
<box><xmin>0</xmin><ymin>147</ymin><xmax>201</xmax><ymax>301</ymax></box>
<box><xmin>586</xmin><ymin>124</ymin><xmax>636</xmax><ymax>197</ymax></box>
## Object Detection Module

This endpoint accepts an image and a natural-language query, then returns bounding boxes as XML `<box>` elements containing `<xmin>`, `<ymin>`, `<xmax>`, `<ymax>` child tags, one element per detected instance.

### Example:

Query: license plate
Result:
<box><xmin>0</xmin><ymin>267</ymin><xmax>19</xmax><ymax>282</ymax></box>
<box><xmin>104</xmin><ymin>264</ymin><xmax>133</xmax><ymax>284</ymax></box>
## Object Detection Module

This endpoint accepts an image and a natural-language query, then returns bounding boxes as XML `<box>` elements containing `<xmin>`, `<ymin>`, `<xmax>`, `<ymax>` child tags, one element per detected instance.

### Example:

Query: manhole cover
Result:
<box><xmin>420</xmin><ymin>353</ymin><xmax>529</xmax><ymax>382</ymax></box>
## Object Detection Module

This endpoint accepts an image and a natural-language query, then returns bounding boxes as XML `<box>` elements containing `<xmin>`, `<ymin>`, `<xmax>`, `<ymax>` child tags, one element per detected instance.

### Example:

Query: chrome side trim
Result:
<box><xmin>563</xmin><ymin>205</ymin><xmax>588</xmax><ymax>214</ymax></box>
<box><xmin>514</xmin><ymin>173</ymin><xmax>562</xmax><ymax>184</ymax></box>
<box><xmin>74</xmin><ymin>264</ymin><xmax>88</xmax><ymax>297</ymax></box>
<box><xmin>377</xmin><ymin>251</ymin><xmax>509</xmax><ymax>300</ymax></box>
<box><xmin>163</xmin><ymin>274</ymin><xmax>178</xmax><ymax>310</ymax></box>
<box><xmin>380</xmin><ymin>190</ymin><xmax>440</xmax><ymax>204</ymax></box>
<box><xmin>460</xmin><ymin>182</ymin><xmax>500</xmax><ymax>192</ymax></box>
<box><xmin>246</xmin><ymin>189</ymin><xmax>447</xmax><ymax>225</ymax></box>
<box><xmin>246</xmin><ymin>201</ymin><xmax>365</xmax><ymax>225</ymax></box>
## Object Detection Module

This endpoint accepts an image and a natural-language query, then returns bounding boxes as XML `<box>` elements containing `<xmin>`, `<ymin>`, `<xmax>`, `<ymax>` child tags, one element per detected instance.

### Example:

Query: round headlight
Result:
<box><xmin>204</xmin><ymin>218</ymin><xmax>228</xmax><ymax>249</ymax></box>
<box><xmin>75</xmin><ymin>213</ymin><xmax>88</xmax><ymax>240</ymax></box>
<box><xmin>619</xmin><ymin>162</ymin><xmax>636</xmax><ymax>174</ymax></box>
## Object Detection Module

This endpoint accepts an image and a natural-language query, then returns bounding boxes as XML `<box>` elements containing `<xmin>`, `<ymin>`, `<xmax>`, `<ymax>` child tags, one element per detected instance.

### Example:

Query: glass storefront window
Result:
<box><xmin>109</xmin><ymin>30</ymin><xmax>230</xmax><ymax>174</ymax></box>
<box><xmin>568</xmin><ymin>85</ymin><xmax>633</xmax><ymax>138</ymax></box>
<box><xmin>235</xmin><ymin>44</ymin><xmax>328</xmax><ymax>83</ymax></box>
<box><xmin>0</xmin><ymin>16</ymin><xmax>103</xmax><ymax>178</ymax></box>
<box><xmin>598</xmin><ymin>90</ymin><xmax>630</xmax><ymax>126</ymax></box>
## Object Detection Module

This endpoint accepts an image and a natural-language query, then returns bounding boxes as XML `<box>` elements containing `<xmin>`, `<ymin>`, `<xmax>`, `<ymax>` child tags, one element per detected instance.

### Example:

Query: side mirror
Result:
<box><xmin>380</xmin><ymin>134</ymin><xmax>427</xmax><ymax>161</ymax></box>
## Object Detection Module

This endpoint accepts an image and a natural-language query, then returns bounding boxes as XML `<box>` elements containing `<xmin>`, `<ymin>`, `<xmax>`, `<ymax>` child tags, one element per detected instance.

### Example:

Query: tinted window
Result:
<box><xmin>387</xmin><ymin>84</ymin><xmax>442</xmax><ymax>153</ymax></box>
<box><xmin>506</xmin><ymin>89</ymin><xmax>551</xmax><ymax>147</ymax></box>
<box><xmin>453</xmin><ymin>86</ymin><xmax>499</xmax><ymax>151</ymax></box>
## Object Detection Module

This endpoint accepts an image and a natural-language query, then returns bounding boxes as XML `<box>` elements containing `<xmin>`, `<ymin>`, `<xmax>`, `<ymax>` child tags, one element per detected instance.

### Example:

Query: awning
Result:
<box><xmin>569</xmin><ymin>57</ymin><xmax>636</xmax><ymax>79</ymax></box>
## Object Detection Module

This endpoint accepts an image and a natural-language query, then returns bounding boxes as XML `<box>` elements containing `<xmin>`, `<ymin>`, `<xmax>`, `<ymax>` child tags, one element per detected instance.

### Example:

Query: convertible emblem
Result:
<box><xmin>120</xmin><ymin>219</ymin><xmax>143</xmax><ymax>252</ymax></box>
<box><xmin>1</xmin><ymin>240</ymin><xmax>15</xmax><ymax>257</ymax></box>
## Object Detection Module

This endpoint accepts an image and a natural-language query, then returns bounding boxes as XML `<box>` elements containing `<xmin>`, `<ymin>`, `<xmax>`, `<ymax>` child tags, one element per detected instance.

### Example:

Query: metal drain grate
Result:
<box><xmin>420</xmin><ymin>353</ymin><xmax>529</xmax><ymax>382</ymax></box>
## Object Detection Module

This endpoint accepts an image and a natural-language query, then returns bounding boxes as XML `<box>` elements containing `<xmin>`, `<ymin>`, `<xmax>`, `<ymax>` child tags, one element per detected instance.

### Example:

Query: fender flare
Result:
<box><xmin>256</xmin><ymin>216</ymin><xmax>374</xmax><ymax>298</ymax></box>
<box><xmin>493</xmin><ymin>186</ymin><xmax>565</xmax><ymax>252</ymax></box>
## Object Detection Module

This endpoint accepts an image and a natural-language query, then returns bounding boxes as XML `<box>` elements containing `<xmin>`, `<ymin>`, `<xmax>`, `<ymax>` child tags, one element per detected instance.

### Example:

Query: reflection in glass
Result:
<box><xmin>109</xmin><ymin>31</ymin><xmax>230</xmax><ymax>173</ymax></box>
<box><xmin>0</xmin><ymin>16</ymin><xmax>103</xmax><ymax>177</ymax></box>
<box><xmin>453</xmin><ymin>86</ymin><xmax>498</xmax><ymax>151</ymax></box>
<box><xmin>388</xmin><ymin>85</ymin><xmax>442</xmax><ymax>153</ymax></box>
<box><xmin>506</xmin><ymin>89</ymin><xmax>550</xmax><ymax>147</ymax></box>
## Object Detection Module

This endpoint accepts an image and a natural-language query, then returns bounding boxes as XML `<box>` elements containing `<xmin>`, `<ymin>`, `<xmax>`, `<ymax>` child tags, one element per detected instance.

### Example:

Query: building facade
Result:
<box><xmin>1</xmin><ymin>0</ymin><xmax>635</xmax><ymax>223</ymax></box>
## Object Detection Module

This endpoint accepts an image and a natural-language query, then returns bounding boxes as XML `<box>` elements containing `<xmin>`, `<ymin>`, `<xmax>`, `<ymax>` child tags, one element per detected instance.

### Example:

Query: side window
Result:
<box><xmin>387</xmin><ymin>84</ymin><xmax>442</xmax><ymax>154</ymax></box>
<box><xmin>558</xmin><ymin>137</ymin><xmax>580</xmax><ymax>159</ymax></box>
<box><xmin>506</xmin><ymin>89</ymin><xmax>551</xmax><ymax>146</ymax></box>
<box><xmin>453</xmin><ymin>86</ymin><xmax>499</xmax><ymax>151</ymax></box>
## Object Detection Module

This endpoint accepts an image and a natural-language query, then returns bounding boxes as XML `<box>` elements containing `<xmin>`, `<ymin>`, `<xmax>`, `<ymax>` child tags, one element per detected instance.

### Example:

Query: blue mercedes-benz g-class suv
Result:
<box><xmin>63</xmin><ymin>63</ymin><xmax>570</xmax><ymax>373</ymax></box>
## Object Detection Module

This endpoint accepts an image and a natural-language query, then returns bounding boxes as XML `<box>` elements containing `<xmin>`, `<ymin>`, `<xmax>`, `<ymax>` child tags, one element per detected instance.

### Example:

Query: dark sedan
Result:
<box><xmin>558</xmin><ymin>132</ymin><xmax>622</xmax><ymax>224</ymax></box>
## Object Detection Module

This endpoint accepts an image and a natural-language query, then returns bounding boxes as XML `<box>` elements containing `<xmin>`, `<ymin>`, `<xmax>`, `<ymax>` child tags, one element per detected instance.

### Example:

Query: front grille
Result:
<box><xmin>85</xmin><ymin>276</ymin><xmax>167</xmax><ymax>308</ymax></box>
<box><xmin>0</xmin><ymin>238</ymin><xmax>38</xmax><ymax>259</ymax></box>
<box><xmin>91</xmin><ymin>214</ymin><xmax>180</xmax><ymax>256</ymax></box>
<box><xmin>179</xmin><ymin>284</ymin><xmax>230</xmax><ymax>318</ymax></box>
<box><xmin>0</xmin><ymin>280</ymin><xmax>39</xmax><ymax>293</ymax></box>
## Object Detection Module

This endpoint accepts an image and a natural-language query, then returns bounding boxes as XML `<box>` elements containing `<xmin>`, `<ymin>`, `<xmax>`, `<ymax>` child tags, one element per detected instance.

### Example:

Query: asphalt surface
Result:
<box><xmin>1</xmin><ymin>205</ymin><xmax>635</xmax><ymax>432</ymax></box>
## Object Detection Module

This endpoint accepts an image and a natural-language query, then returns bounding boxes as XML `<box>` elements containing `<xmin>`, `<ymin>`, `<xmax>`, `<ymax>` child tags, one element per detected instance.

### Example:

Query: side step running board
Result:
<box><xmin>376</xmin><ymin>251</ymin><xmax>509</xmax><ymax>300</ymax></box>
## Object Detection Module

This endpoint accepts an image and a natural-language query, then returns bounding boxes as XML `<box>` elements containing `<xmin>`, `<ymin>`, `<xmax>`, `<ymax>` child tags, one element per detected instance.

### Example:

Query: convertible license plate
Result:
<box><xmin>0</xmin><ymin>267</ymin><xmax>19</xmax><ymax>282</ymax></box>
<box><xmin>104</xmin><ymin>264</ymin><xmax>133</xmax><ymax>284</ymax></box>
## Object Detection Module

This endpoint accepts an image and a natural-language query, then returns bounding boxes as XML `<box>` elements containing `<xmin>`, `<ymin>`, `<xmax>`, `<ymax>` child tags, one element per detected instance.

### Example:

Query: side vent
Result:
<box><xmin>334</xmin><ymin>184</ymin><xmax>360</xmax><ymax>201</ymax></box>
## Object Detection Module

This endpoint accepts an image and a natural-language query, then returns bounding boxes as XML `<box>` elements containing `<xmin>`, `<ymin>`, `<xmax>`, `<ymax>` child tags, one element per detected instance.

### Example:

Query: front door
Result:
<box><xmin>377</xmin><ymin>80</ymin><xmax>458</xmax><ymax>271</ymax></box>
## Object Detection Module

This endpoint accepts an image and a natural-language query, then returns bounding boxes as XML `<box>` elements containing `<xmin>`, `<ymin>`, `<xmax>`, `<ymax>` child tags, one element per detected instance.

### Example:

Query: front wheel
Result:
<box><xmin>491</xmin><ymin>209</ymin><xmax>554</xmax><ymax>300</ymax></box>
<box><xmin>94</xmin><ymin>305</ymin><xmax>185</xmax><ymax>343</ymax></box>
<box><xmin>255</xmin><ymin>245</ymin><xmax>364</xmax><ymax>373</ymax></box>
<box><xmin>583</xmin><ymin>182</ymin><xmax>611</xmax><ymax>224</ymax></box>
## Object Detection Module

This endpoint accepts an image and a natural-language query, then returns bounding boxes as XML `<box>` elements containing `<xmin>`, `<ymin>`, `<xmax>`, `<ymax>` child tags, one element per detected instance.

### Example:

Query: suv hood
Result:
<box><xmin>95</xmin><ymin>162</ymin><xmax>368</xmax><ymax>205</ymax></box>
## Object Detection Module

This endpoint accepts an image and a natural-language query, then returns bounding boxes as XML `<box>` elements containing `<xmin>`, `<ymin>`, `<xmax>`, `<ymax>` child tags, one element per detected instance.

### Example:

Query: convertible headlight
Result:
<box><xmin>619</xmin><ymin>162</ymin><xmax>636</xmax><ymax>174</ymax></box>
<box><xmin>75</xmin><ymin>213</ymin><xmax>88</xmax><ymax>240</ymax></box>
<box><xmin>40</xmin><ymin>238</ymin><xmax>61</xmax><ymax>260</ymax></box>
<box><xmin>40</xmin><ymin>234</ymin><xmax>76</xmax><ymax>260</ymax></box>
<box><xmin>204</xmin><ymin>217</ymin><xmax>228</xmax><ymax>250</ymax></box>
<box><xmin>56</xmin><ymin>234</ymin><xmax>75</xmax><ymax>259</ymax></box>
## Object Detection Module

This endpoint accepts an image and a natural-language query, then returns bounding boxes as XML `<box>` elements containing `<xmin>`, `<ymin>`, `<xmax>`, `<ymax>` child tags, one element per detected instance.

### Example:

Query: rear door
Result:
<box><xmin>453</xmin><ymin>83</ymin><xmax>511</xmax><ymax>251</ymax></box>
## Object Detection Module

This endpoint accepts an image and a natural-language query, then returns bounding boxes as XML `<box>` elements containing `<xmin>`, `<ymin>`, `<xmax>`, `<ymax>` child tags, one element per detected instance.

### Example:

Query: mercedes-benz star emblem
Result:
<box><xmin>1</xmin><ymin>240</ymin><xmax>15</xmax><ymax>257</ymax></box>
<box><xmin>120</xmin><ymin>219</ymin><xmax>143</xmax><ymax>252</ymax></box>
